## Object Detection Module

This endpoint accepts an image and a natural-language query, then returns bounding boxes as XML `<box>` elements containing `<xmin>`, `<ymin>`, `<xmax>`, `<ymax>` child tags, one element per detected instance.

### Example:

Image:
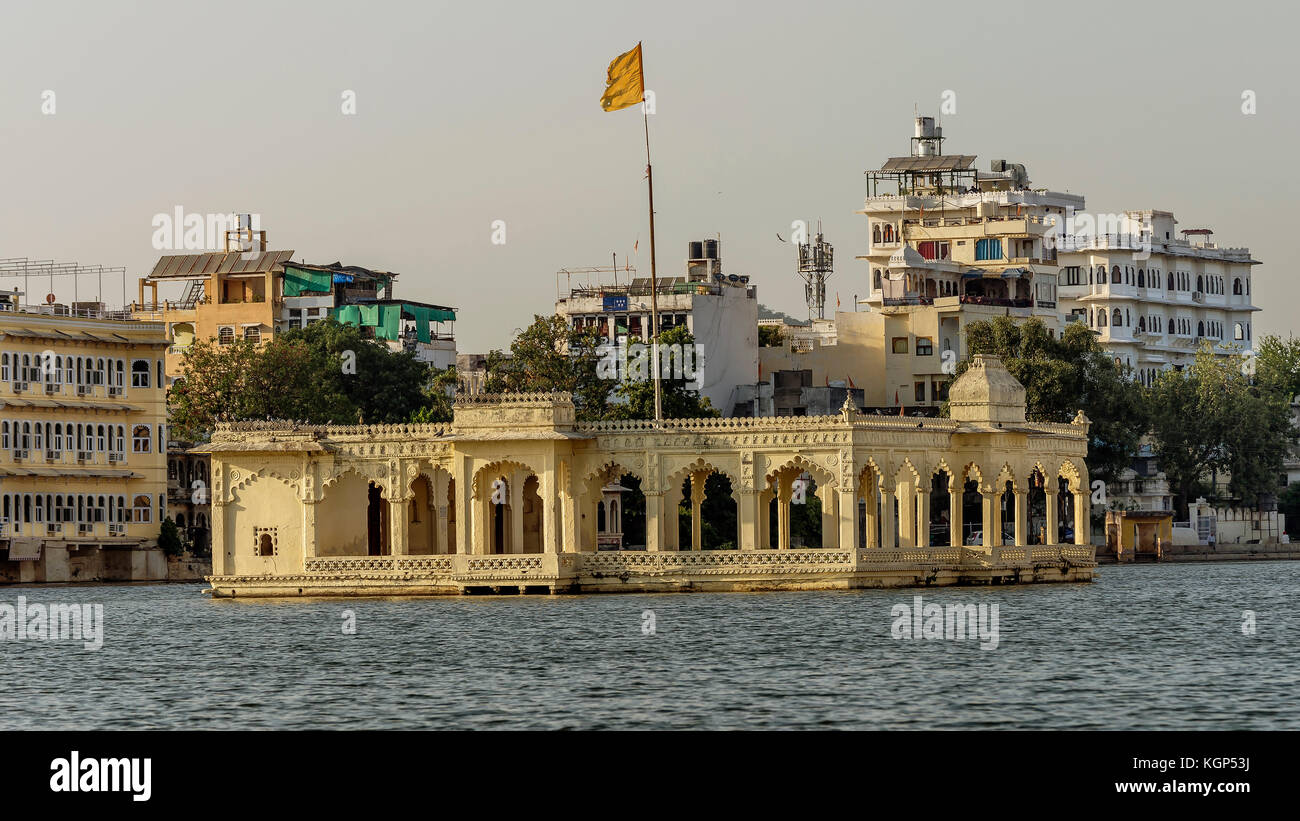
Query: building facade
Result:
<box><xmin>0</xmin><ymin>300</ymin><xmax>169</xmax><ymax>582</ymax></box>
<box><xmin>1057</xmin><ymin>209</ymin><xmax>1259</xmax><ymax>384</ymax></box>
<box><xmin>554</xmin><ymin>240</ymin><xmax>759</xmax><ymax>415</ymax></box>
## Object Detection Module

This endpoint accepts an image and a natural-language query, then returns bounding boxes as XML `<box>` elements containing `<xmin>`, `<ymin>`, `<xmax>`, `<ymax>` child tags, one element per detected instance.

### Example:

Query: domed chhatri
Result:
<box><xmin>947</xmin><ymin>354</ymin><xmax>1027</xmax><ymax>426</ymax></box>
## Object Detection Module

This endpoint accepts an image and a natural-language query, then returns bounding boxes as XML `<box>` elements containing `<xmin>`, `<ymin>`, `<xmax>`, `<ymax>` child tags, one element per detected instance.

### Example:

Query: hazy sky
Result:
<box><xmin>2</xmin><ymin>0</ymin><xmax>1296</xmax><ymax>353</ymax></box>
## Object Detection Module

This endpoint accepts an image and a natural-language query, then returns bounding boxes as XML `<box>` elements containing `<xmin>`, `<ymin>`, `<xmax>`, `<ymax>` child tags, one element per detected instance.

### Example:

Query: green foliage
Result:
<box><xmin>486</xmin><ymin>316</ymin><xmax>715</xmax><ymax>421</ymax></box>
<box><xmin>1255</xmin><ymin>334</ymin><xmax>1300</xmax><ymax>403</ymax></box>
<box><xmin>158</xmin><ymin>517</ymin><xmax>184</xmax><ymax>557</ymax></box>
<box><xmin>169</xmin><ymin>319</ymin><xmax>439</xmax><ymax>440</ymax></box>
<box><xmin>1148</xmin><ymin>342</ymin><xmax>1295</xmax><ymax>514</ymax></box>
<box><xmin>485</xmin><ymin>314</ymin><xmax>612</xmax><ymax>420</ymax></box>
<box><xmin>951</xmin><ymin>316</ymin><xmax>1146</xmax><ymax>486</ymax></box>
<box><xmin>758</xmin><ymin>324</ymin><xmax>784</xmax><ymax>347</ymax></box>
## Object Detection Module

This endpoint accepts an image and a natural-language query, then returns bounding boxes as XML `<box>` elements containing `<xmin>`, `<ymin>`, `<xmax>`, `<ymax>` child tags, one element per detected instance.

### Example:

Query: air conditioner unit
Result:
<box><xmin>14</xmin><ymin>449</ymin><xmax>28</xmax><ymax>460</ymax></box>
<box><xmin>78</xmin><ymin>523</ymin><xmax>94</xmax><ymax>535</ymax></box>
<box><xmin>46</xmin><ymin>523</ymin><xmax>62</xmax><ymax>535</ymax></box>
<box><xmin>109</xmin><ymin>452</ymin><xmax>123</xmax><ymax>464</ymax></box>
<box><xmin>109</xmin><ymin>523</ymin><xmax>126</xmax><ymax>536</ymax></box>
<box><xmin>13</xmin><ymin>382</ymin><xmax>28</xmax><ymax>392</ymax></box>
<box><xmin>108</xmin><ymin>386</ymin><xmax>123</xmax><ymax>397</ymax></box>
<box><xmin>45</xmin><ymin>383</ymin><xmax>58</xmax><ymax>394</ymax></box>
<box><xmin>77</xmin><ymin>450</ymin><xmax>92</xmax><ymax>462</ymax></box>
<box><xmin>77</xmin><ymin>385</ymin><xmax>91</xmax><ymax>396</ymax></box>
<box><xmin>45</xmin><ymin>450</ymin><xmax>57</xmax><ymax>461</ymax></box>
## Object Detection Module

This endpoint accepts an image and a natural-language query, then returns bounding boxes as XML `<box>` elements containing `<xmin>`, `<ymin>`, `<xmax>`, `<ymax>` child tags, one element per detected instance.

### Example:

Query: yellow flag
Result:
<box><xmin>600</xmin><ymin>43</ymin><xmax>644</xmax><ymax>112</ymax></box>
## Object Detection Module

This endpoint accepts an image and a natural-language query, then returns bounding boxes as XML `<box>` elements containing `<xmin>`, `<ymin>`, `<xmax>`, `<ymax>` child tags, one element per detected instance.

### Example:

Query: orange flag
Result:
<box><xmin>600</xmin><ymin>44</ymin><xmax>644</xmax><ymax>112</ymax></box>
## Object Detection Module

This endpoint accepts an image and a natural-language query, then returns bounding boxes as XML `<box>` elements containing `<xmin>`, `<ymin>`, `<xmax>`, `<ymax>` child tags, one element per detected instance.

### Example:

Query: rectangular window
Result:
<box><xmin>892</xmin><ymin>337</ymin><xmax>909</xmax><ymax>354</ymax></box>
<box><xmin>917</xmin><ymin>241</ymin><xmax>950</xmax><ymax>261</ymax></box>
<box><xmin>131</xmin><ymin>360</ymin><xmax>151</xmax><ymax>388</ymax></box>
<box><xmin>975</xmin><ymin>238</ymin><xmax>1002</xmax><ymax>261</ymax></box>
<box><xmin>916</xmin><ymin>337</ymin><xmax>933</xmax><ymax>356</ymax></box>
<box><xmin>914</xmin><ymin>381</ymin><xmax>926</xmax><ymax>402</ymax></box>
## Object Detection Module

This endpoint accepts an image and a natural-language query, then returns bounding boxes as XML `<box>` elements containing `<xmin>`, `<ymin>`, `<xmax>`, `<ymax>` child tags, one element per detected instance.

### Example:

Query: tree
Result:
<box><xmin>169</xmin><ymin>319</ymin><xmax>439</xmax><ymax>441</ymax></box>
<box><xmin>951</xmin><ymin>316</ymin><xmax>1146</xmax><ymax>486</ymax></box>
<box><xmin>409</xmin><ymin>366</ymin><xmax>459</xmax><ymax>423</ymax></box>
<box><xmin>157</xmin><ymin>517</ymin><xmax>185</xmax><ymax>557</ymax></box>
<box><xmin>1148</xmin><ymin>343</ymin><xmax>1295</xmax><ymax>515</ymax></box>
<box><xmin>758</xmin><ymin>324</ymin><xmax>784</xmax><ymax>347</ymax></box>
<box><xmin>1255</xmin><ymin>334</ymin><xmax>1300</xmax><ymax>403</ymax></box>
<box><xmin>485</xmin><ymin>315</ymin><xmax>611</xmax><ymax>420</ymax></box>
<box><xmin>604</xmin><ymin>324</ymin><xmax>718</xmax><ymax>420</ymax></box>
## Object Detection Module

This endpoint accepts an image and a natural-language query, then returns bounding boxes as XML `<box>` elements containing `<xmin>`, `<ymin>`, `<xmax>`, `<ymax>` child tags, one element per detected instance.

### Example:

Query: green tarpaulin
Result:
<box><xmin>332</xmin><ymin>302</ymin><xmax>455</xmax><ymax>342</ymax></box>
<box><xmin>283</xmin><ymin>266</ymin><xmax>333</xmax><ymax>297</ymax></box>
<box><xmin>334</xmin><ymin>305</ymin><xmax>360</xmax><ymax>326</ymax></box>
<box><xmin>378</xmin><ymin>305</ymin><xmax>402</xmax><ymax>340</ymax></box>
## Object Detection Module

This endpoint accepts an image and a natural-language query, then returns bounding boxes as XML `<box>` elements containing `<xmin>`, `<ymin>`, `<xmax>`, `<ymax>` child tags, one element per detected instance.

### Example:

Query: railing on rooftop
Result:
<box><xmin>0</xmin><ymin>302</ymin><xmax>139</xmax><ymax>322</ymax></box>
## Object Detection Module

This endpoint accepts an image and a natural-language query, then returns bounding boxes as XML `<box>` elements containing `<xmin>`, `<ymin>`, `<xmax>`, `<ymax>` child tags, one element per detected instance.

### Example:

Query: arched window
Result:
<box><xmin>132</xmin><ymin>494</ymin><xmax>152</xmax><ymax>524</ymax></box>
<box><xmin>1138</xmin><ymin>316</ymin><xmax>1146</xmax><ymax>332</ymax></box>
<box><xmin>1196</xmin><ymin>275</ymin><xmax>1204</xmax><ymax>293</ymax></box>
<box><xmin>872</xmin><ymin>224</ymin><xmax>881</xmax><ymax>244</ymax></box>
<box><xmin>132</xmin><ymin>425</ymin><xmax>151</xmax><ymax>453</ymax></box>
<box><xmin>1167</xmin><ymin>272</ymin><xmax>1173</xmax><ymax>290</ymax></box>
<box><xmin>1138</xmin><ymin>270</ymin><xmax>1145</xmax><ymax>287</ymax></box>
<box><xmin>131</xmin><ymin>360</ymin><xmax>151</xmax><ymax>389</ymax></box>
<box><xmin>873</xmin><ymin>269</ymin><xmax>882</xmax><ymax>291</ymax></box>
<box><xmin>1197</xmin><ymin>321</ymin><xmax>1205</xmax><ymax>337</ymax></box>
<box><xmin>1111</xmin><ymin>265</ymin><xmax>1122</xmax><ymax>284</ymax></box>
<box><xmin>1097</xmin><ymin>310</ymin><xmax>1107</xmax><ymax>327</ymax></box>
<box><xmin>1112</xmin><ymin>308</ymin><xmax>1123</xmax><ymax>326</ymax></box>
<box><xmin>1233</xmin><ymin>278</ymin><xmax>1242</xmax><ymax>295</ymax></box>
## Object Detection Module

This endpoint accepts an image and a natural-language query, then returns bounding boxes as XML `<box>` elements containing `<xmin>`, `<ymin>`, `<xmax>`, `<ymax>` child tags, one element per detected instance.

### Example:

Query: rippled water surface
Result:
<box><xmin>3</xmin><ymin>562</ymin><xmax>1297</xmax><ymax>729</ymax></box>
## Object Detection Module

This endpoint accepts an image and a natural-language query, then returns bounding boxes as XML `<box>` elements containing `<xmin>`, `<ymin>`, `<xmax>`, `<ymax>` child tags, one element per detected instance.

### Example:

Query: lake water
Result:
<box><xmin>3</xmin><ymin>561</ymin><xmax>1297</xmax><ymax>730</ymax></box>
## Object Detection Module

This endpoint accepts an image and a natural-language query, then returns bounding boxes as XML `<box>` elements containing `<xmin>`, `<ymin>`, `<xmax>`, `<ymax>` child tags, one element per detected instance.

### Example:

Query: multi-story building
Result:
<box><xmin>132</xmin><ymin>225</ymin><xmax>458</xmax><ymax>379</ymax></box>
<box><xmin>851</xmin><ymin>116</ymin><xmax>1083</xmax><ymax>408</ymax></box>
<box><xmin>1057</xmin><ymin>209</ymin><xmax>1260</xmax><ymax>384</ymax></box>
<box><xmin>554</xmin><ymin>239</ymin><xmax>759</xmax><ymax>414</ymax></box>
<box><xmin>0</xmin><ymin>295</ymin><xmax>169</xmax><ymax>582</ymax></box>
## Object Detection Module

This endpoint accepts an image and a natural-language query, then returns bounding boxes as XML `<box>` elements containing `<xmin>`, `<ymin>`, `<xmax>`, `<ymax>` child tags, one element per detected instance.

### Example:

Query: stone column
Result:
<box><xmin>776</xmin><ymin>474</ymin><xmax>793</xmax><ymax>550</ymax></box>
<box><xmin>211</xmin><ymin>499</ymin><xmax>227</xmax><ymax>575</ymax></box>
<box><xmin>455</xmin><ymin>455</ymin><xmax>473</xmax><ymax>556</ymax></box>
<box><xmin>896</xmin><ymin>482</ymin><xmax>915</xmax><ymax>548</ymax></box>
<box><xmin>863</xmin><ymin>485</ymin><xmax>878</xmax><ymax>549</ymax></box>
<box><xmin>389</xmin><ymin>495</ymin><xmax>411</xmax><ymax>555</ymax></box>
<box><xmin>1045</xmin><ymin>488</ymin><xmax>1059</xmax><ymax>545</ymax></box>
<box><xmin>302</xmin><ymin>499</ymin><xmax>318</xmax><ymax>561</ymax></box>
<box><xmin>820</xmin><ymin>486</ymin><xmax>838</xmax><ymax>549</ymax></box>
<box><xmin>981</xmin><ymin>491</ymin><xmax>996</xmax><ymax>548</ymax></box>
<box><xmin>736</xmin><ymin>489</ymin><xmax>759</xmax><ymax>551</ymax></box>
<box><xmin>879</xmin><ymin>488</ymin><xmax>896</xmax><ymax>549</ymax></box>
<box><xmin>837</xmin><ymin>488</ymin><xmax>858</xmax><ymax>554</ymax></box>
<box><xmin>759</xmin><ymin>487</ymin><xmax>774</xmax><ymax>549</ymax></box>
<box><xmin>991</xmin><ymin>490</ymin><xmax>1003</xmax><ymax>547</ymax></box>
<box><xmin>949</xmin><ymin>484</ymin><xmax>962</xmax><ymax>548</ymax></box>
<box><xmin>644</xmin><ymin>490</ymin><xmax>664</xmax><ymax>552</ymax></box>
<box><xmin>1014</xmin><ymin>489</ymin><xmax>1028</xmax><ymax>546</ymax></box>
<box><xmin>915</xmin><ymin>488</ymin><xmax>930</xmax><ymax>548</ymax></box>
<box><xmin>665</xmin><ymin>484</ymin><xmax>681</xmax><ymax>550</ymax></box>
<box><xmin>1074</xmin><ymin>489</ymin><xmax>1089</xmax><ymax>545</ymax></box>
<box><xmin>690</xmin><ymin>470</ymin><xmax>708</xmax><ymax>551</ymax></box>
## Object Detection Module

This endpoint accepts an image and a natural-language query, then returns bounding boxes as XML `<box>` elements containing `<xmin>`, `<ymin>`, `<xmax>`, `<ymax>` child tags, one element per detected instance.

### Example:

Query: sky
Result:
<box><xmin>1</xmin><ymin>0</ymin><xmax>1296</xmax><ymax>353</ymax></box>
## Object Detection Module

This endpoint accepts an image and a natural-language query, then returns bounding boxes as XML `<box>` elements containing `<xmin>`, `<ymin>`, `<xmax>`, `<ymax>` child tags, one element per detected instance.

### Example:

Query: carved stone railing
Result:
<box><xmin>582</xmin><ymin>549</ymin><xmax>855</xmax><ymax>576</ymax></box>
<box><xmin>304</xmin><ymin>555</ymin><xmax>455</xmax><ymax>574</ymax></box>
<box><xmin>453</xmin><ymin>391</ymin><xmax>572</xmax><ymax>406</ymax></box>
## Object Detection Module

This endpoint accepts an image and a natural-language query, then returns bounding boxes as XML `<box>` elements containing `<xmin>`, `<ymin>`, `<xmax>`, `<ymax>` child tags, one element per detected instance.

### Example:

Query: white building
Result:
<box><xmin>554</xmin><ymin>240</ymin><xmax>759</xmax><ymax>414</ymax></box>
<box><xmin>1057</xmin><ymin>209</ymin><xmax>1259</xmax><ymax>383</ymax></box>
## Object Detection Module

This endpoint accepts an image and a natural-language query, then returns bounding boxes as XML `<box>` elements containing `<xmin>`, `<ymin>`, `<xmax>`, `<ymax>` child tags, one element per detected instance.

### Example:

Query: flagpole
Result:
<box><xmin>643</xmin><ymin>92</ymin><xmax>662</xmax><ymax>423</ymax></box>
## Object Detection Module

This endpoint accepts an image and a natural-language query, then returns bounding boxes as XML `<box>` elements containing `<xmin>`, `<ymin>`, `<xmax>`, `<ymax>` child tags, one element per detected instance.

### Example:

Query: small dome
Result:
<box><xmin>948</xmin><ymin>354</ymin><xmax>1026</xmax><ymax>425</ymax></box>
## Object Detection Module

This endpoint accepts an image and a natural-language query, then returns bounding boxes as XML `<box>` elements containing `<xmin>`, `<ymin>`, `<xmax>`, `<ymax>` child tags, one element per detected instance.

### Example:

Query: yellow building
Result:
<box><xmin>200</xmin><ymin>354</ymin><xmax>1097</xmax><ymax>597</ymax></box>
<box><xmin>0</xmin><ymin>299</ymin><xmax>169</xmax><ymax>582</ymax></box>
